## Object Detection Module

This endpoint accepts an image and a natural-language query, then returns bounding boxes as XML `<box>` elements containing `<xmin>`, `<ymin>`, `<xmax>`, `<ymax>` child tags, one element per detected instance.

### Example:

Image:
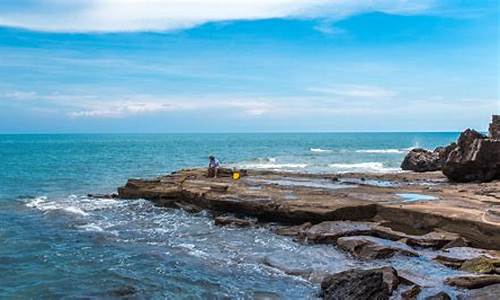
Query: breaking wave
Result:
<box><xmin>355</xmin><ymin>149</ymin><xmax>405</xmax><ymax>154</ymax></box>
<box><xmin>310</xmin><ymin>148</ymin><xmax>332</xmax><ymax>153</ymax></box>
<box><xmin>328</xmin><ymin>162</ymin><xmax>400</xmax><ymax>173</ymax></box>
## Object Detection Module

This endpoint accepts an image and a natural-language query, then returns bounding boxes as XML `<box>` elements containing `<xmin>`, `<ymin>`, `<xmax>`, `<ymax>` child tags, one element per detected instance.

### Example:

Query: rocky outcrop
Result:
<box><xmin>401</xmin><ymin>148</ymin><xmax>442</xmax><ymax>172</ymax></box>
<box><xmin>320</xmin><ymin>267</ymin><xmax>399</xmax><ymax>300</ymax></box>
<box><xmin>214</xmin><ymin>215</ymin><xmax>256</xmax><ymax>227</ymax></box>
<box><xmin>442</xmin><ymin>129</ymin><xmax>500</xmax><ymax>182</ymax></box>
<box><xmin>400</xmin><ymin>143</ymin><xmax>456</xmax><ymax>172</ymax></box>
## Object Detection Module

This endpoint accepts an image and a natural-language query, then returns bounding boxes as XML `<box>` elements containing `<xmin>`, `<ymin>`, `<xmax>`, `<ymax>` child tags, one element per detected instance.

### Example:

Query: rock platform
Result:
<box><xmin>118</xmin><ymin>168</ymin><xmax>500</xmax><ymax>250</ymax></box>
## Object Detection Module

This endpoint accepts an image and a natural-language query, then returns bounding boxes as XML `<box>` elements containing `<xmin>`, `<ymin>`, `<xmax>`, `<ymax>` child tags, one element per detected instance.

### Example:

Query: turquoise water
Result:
<box><xmin>0</xmin><ymin>133</ymin><xmax>461</xmax><ymax>299</ymax></box>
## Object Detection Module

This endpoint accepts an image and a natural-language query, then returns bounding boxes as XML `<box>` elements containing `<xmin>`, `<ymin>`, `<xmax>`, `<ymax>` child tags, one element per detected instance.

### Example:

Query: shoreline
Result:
<box><xmin>114</xmin><ymin>167</ymin><xmax>500</xmax><ymax>299</ymax></box>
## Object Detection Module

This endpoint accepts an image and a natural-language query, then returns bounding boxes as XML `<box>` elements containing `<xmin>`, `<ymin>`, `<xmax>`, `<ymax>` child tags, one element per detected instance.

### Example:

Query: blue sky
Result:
<box><xmin>0</xmin><ymin>0</ymin><xmax>498</xmax><ymax>133</ymax></box>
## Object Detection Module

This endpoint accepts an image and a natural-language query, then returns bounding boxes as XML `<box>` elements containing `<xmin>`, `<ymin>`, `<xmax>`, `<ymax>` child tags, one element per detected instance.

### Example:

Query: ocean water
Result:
<box><xmin>0</xmin><ymin>133</ymin><xmax>462</xmax><ymax>299</ymax></box>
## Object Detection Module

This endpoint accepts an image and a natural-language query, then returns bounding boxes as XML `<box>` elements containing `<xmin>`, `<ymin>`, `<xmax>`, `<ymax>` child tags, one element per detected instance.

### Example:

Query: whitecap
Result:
<box><xmin>310</xmin><ymin>148</ymin><xmax>332</xmax><ymax>153</ymax></box>
<box><xmin>328</xmin><ymin>162</ymin><xmax>400</xmax><ymax>173</ymax></box>
<box><xmin>355</xmin><ymin>149</ymin><xmax>404</xmax><ymax>154</ymax></box>
<box><xmin>77</xmin><ymin>223</ymin><xmax>104</xmax><ymax>232</ymax></box>
<box><xmin>238</xmin><ymin>163</ymin><xmax>308</xmax><ymax>170</ymax></box>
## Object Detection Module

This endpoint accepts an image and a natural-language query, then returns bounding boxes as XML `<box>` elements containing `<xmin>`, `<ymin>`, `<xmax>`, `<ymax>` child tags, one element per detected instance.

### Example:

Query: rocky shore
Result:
<box><xmin>110</xmin><ymin>116</ymin><xmax>500</xmax><ymax>299</ymax></box>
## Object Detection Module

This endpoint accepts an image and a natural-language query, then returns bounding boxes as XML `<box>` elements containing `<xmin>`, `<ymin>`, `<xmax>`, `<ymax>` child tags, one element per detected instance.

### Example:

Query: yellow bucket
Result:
<box><xmin>232</xmin><ymin>171</ymin><xmax>241</xmax><ymax>181</ymax></box>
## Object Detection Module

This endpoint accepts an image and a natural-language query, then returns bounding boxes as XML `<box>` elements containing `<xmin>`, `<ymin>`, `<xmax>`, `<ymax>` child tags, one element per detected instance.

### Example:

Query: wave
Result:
<box><xmin>328</xmin><ymin>162</ymin><xmax>400</xmax><ymax>173</ymax></box>
<box><xmin>355</xmin><ymin>149</ymin><xmax>405</xmax><ymax>154</ymax></box>
<box><xmin>238</xmin><ymin>163</ymin><xmax>308</xmax><ymax>170</ymax></box>
<box><xmin>25</xmin><ymin>196</ymin><xmax>89</xmax><ymax>216</ymax></box>
<box><xmin>310</xmin><ymin>148</ymin><xmax>332</xmax><ymax>153</ymax></box>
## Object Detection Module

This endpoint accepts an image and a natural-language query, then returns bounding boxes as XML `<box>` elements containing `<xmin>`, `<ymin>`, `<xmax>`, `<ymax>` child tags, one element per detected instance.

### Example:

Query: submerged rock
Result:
<box><xmin>337</xmin><ymin>236</ymin><xmax>418</xmax><ymax>259</ymax></box>
<box><xmin>320</xmin><ymin>267</ymin><xmax>399</xmax><ymax>300</ymax></box>
<box><xmin>442</xmin><ymin>129</ymin><xmax>500</xmax><ymax>182</ymax></box>
<box><xmin>400</xmin><ymin>285</ymin><xmax>421</xmax><ymax>300</ymax></box>
<box><xmin>434</xmin><ymin>247</ymin><xmax>500</xmax><ymax>270</ymax></box>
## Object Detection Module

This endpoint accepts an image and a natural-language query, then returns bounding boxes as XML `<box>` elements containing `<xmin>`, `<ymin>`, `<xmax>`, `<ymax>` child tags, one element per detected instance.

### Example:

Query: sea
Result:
<box><xmin>0</xmin><ymin>133</ymin><xmax>464</xmax><ymax>299</ymax></box>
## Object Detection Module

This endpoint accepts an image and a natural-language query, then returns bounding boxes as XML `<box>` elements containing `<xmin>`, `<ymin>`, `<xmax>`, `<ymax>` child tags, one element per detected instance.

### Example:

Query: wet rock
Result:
<box><xmin>425</xmin><ymin>291</ymin><xmax>451</xmax><ymax>300</ymax></box>
<box><xmin>304</xmin><ymin>221</ymin><xmax>378</xmax><ymax>244</ymax></box>
<box><xmin>214</xmin><ymin>215</ymin><xmax>255</xmax><ymax>227</ymax></box>
<box><xmin>337</xmin><ymin>236</ymin><xmax>418</xmax><ymax>259</ymax></box>
<box><xmin>445</xmin><ymin>274</ymin><xmax>500</xmax><ymax>289</ymax></box>
<box><xmin>460</xmin><ymin>256</ymin><xmax>500</xmax><ymax>274</ymax></box>
<box><xmin>87</xmin><ymin>193</ymin><xmax>118</xmax><ymax>199</ymax></box>
<box><xmin>442</xmin><ymin>129</ymin><xmax>500</xmax><ymax>182</ymax></box>
<box><xmin>442</xmin><ymin>237</ymin><xmax>470</xmax><ymax>249</ymax></box>
<box><xmin>434</xmin><ymin>247</ymin><xmax>500</xmax><ymax>269</ymax></box>
<box><xmin>273</xmin><ymin>222</ymin><xmax>312</xmax><ymax>237</ymax></box>
<box><xmin>401</xmin><ymin>285</ymin><xmax>421</xmax><ymax>300</ymax></box>
<box><xmin>401</xmin><ymin>149</ymin><xmax>442</xmax><ymax>172</ymax></box>
<box><xmin>320</xmin><ymin>267</ymin><xmax>399</xmax><ymax>300</ymax></box>
<box><xmin>458</xmin><ymin>283</ymin><xmax>500</xmax><ymax>300</ymax></box>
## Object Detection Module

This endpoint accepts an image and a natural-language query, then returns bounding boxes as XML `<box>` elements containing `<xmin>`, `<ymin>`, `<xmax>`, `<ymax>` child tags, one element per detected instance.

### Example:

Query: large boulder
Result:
<box><xmin>401</xmin><ymin>148</ymin><xmax>442</xmax><ymax>172</ymax></box>
<box><xmin>442</xmin><ymin>129</ymin><xmax>500</xmax><ymax>182</ymax></box>
<box><xmin>320</xmin><ymin>267</ymin><xmax>399</xmax><ymax>300</ymax></box>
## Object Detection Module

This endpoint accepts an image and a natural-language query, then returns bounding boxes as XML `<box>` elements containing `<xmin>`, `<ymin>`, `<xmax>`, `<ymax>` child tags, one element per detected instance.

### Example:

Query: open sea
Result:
<box><xmin>0</xmin><ymin>133</ymin><xmax>462</xmax><ymax>299</ymax></box>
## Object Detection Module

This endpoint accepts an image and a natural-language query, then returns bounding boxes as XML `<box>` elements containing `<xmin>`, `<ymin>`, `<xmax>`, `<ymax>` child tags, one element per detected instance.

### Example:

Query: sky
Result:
<box><xmin>0</xmin><ymin>0</ymin><xmax>498</xmax><ymax>133</ymax></box>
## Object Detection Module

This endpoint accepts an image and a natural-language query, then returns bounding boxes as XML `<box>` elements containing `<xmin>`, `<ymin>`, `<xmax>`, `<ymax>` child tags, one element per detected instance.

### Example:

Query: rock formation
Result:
<box><xmin>401</xmin><ymin>148</ymin><xmax>442</xmax><ymax>172</ymax></box>
<box><xmin>442</xmin><ymin>127</ymin><xmax>500</xmax><ymax>182</ymax></box>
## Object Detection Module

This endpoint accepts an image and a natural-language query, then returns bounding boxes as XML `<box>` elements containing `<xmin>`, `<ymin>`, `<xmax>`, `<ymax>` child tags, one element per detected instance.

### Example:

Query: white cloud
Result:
<box><xmin>309</xmin><ymin>85</ymin><xmax>397</xmax><ymax>98</ymax></box>
<box><xmin>0</xmin><ymin>0</ymin><xmax>436</xmax><ymax>32</ymax></box>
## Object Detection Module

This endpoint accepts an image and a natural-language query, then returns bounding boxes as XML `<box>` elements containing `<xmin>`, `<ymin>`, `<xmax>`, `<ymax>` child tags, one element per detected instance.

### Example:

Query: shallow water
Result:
<box><xmin>1</xmin><ymin>133</ymin><xmax>461</xmax><ymax>298</ymax></box>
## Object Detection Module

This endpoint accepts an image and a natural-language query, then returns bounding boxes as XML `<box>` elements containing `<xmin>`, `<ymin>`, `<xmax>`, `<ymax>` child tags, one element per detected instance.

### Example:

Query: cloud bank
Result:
<box><xmin>0</xmin><ymin>0</ymin><xmax>436</xmax><ymax>32</ymax></box>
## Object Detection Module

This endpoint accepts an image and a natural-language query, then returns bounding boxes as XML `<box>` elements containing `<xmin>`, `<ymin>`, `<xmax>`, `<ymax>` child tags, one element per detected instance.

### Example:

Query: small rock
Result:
<box><xmin>304</xmin><ymin>221</ymin><xmax>378</xmax><ymax>244</ymax></box>
<box><xmin>337</xmin><ymin>236</ymin><xmax>418</xmax><ymax>259</ymax></box>
<box><xmin>321</xmin><ymin>267</ymin><xmax>399</xmax><ymax>300</ymax></box>
<box><xmin>401</xmin><ymin>148</ymin><xmax>442</xmax><ymax>172</ymax></box>
<box><xmin>460</xmin><ymin>256</ymin><xmax>500</xmax><ymax>274</ymax></box>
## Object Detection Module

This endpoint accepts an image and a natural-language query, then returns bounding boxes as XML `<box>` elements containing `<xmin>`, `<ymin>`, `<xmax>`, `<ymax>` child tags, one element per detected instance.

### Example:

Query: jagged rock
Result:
<box><xmin>458</xmin><ymin>283</ymin><xmax>500</xmax><ymax>300</ymax></box>
<box><xmin>401</xmin><ymin>149</ymin><xmax>442</xmax><ymax>172</ymax></box>
<box><xmin>445</xmin><ymin>274</ymin><xmax>500</xmax><ymax>289</ymax></box>
<box><xmin>337</xmin><ymin>236</ymin><xmax>418</xmax><ymax>259</ymax></box>
<box><xmin>320</xmin><ymin>267</ymin><xmax>399</xmax><ymax>300</ymax></box>
<box><xmin>372</xmin><ymin>225</ymin><xmax>463</xmax><ymax>249</ymax></box>
<box><xmin>442</xmin><ymin>129</ymin><xmax>500</xmax><ymax>182</ymax></box>
<box><xmin>214</xmin><ymin>215</ymin><xmax>255</xmax><ymax>227</ymax></box>
<box><xmin>425</xmin><ymin>291</ymin><xmax>451</xmax><ymax>300</ymax></box>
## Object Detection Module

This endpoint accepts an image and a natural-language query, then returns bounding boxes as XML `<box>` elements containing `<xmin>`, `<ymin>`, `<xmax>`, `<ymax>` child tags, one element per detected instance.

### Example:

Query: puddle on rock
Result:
<box><xmin>397</xmin><ymin>193</ymin><xmax>437</xmax><ymax>202</ymax></box>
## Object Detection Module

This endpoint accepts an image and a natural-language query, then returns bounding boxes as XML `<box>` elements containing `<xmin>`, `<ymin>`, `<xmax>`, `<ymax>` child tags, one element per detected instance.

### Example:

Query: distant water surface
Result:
<box><xmin>0</xmin><ymin>133</ymin><xmax>460</xmax><ymax>298</ymax></box>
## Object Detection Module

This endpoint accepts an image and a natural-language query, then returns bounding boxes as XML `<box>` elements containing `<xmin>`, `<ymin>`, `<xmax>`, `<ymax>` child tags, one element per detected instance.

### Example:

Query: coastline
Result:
<box><xmin>114</xmin><ymin>167</ymin><xmax>500</xmax><ymax>299</ymax></box>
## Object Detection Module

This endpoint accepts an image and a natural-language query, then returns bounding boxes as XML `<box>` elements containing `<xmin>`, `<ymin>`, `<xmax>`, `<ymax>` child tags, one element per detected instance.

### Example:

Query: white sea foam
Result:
<box><xmin>355</xmin><ymin>149</ymin><xmax>404</xmax><ymax>154</ymax></box>
<box><xmin>25</xmin><ymin>195</ymin><xmax>89</xmax><ymax>216</ymax></box>
<box><xmin>77</xmin><ymin>223</ymin><xmax>104</xmax><ymax>232</ymax></box>
<box><xmin>328</xmin><ymin>162</ymin><xmax>400</xmax><ymax>173</ymax></box>
<box><xmin>238</xmin><ymin>163</ymin><xmax>308</xmax><ymax>170</ymax></box>
<box><xmin>310</xmin><ymin>148</ymin><xmax>332</xmax><ymax>153</ymax></box>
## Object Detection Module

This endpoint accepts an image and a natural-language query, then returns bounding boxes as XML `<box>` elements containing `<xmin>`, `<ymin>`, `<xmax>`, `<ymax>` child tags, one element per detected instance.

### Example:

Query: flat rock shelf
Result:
<box><xmin>114</xmin><ymin>168</ymin><xmax>500</xmax><ymax>299</ymax></box>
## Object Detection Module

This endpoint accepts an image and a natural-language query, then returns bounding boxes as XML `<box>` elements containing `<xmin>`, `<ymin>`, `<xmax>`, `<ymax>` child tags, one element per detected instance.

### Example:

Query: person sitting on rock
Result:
<box><xmin>208</xmin><ymin>155</ymin><xmax>221</xmax><ymax>178</ymax></box>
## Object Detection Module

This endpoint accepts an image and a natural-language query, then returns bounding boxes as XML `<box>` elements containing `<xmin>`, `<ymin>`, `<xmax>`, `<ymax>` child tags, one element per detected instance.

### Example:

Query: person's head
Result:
<box><xmin>209</xmin><ymin>155</ymin><xmax>215</xmax><ymax>161</ymax></box>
